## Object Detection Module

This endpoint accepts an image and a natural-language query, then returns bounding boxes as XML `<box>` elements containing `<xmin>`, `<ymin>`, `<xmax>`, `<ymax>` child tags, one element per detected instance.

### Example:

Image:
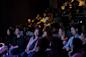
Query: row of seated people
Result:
<box><xmin>0</xmin><ymin>22</ymin><xmax>86</xmax><ymax>57</ymax></box>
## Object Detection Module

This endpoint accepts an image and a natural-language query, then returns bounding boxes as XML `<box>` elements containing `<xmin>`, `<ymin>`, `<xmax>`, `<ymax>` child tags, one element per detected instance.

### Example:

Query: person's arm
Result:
<box><xmin>25</xmin><ymin>37</ymin><xmax>33</xmax><ymax>52</ymax></box>
<box><xmin>30</xmin><ymin>40</ymin><xmax>38</xmax><ymax>52</ymax></box>
<box><xmin>25</xmin><ymin>37</ymin><xmax>38</xmax><ymax>53</ymax></box>
<box><xmin>63</xmin><ymin>37</ymin><xmax>73</xmax><ymax>51</ymax></box>
<box><xmin>10</xmin><ymin>45</ymin><xmax>19</xmax><ymax>50</ymax></box>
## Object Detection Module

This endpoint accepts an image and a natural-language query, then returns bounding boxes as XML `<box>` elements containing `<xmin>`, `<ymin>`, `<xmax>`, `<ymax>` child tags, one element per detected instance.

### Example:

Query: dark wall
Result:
<box><xmin>1</xmin><ymin>0</ymin><xmax>31</xmax><ymax>25</ymax></box>
<box><xmin>1</xmin><ymin>0</ymin><xmax>49</xmax><ymax>25</ymax></box>
<box><xmin>1</xmin><ymin>0</ymin><xmax>49</xmax><ymax>36</ymax></box>
<box><xmin>1</xmin><ymin>0</ymin><xmax>32</xmax><ymax>36</ymax></box>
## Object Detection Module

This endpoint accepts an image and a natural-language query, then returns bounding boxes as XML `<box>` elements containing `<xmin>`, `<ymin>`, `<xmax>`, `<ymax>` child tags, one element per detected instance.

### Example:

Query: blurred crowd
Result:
<box><xmin>0</xmin><ymin>0</ymin><xmax>86</xmax><ymax>57</ymax></box>
<box><xmin>0</xmin><ymin>12</ymin><xmax>86</xmax><ymax>57</ymax></box>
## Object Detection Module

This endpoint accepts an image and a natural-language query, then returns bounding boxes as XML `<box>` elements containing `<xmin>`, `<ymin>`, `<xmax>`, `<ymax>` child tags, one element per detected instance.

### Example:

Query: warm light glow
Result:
<box><xmin>28</xmin><ymin>19</ymin><xmax>31</xmax><ymax>22</ymax></box>
<box><xmin>61</xmin><ymin>6</ymin><xmax>65</xmax><ymax>10</ymax></box>
<box><xmin>32</xmin><ymin>20</ymin><xmax>34</xmax><ymax>22</ymax></box>
<box><xmin>78</xmin><ymin>0</ymin><xmax>85</xmax><ymax>6</ymax></box>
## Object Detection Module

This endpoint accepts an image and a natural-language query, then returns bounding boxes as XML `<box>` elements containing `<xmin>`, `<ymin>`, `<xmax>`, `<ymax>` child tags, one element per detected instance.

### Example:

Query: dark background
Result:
<box><xmin>1</xmin><ymin>0</ymin><xmax>50</xmax><ymax>36</ymax></box>
<box><xmin>1</xmin><ymin>0</ymin><xmax>49</xmax><ymax>25</ymax></box>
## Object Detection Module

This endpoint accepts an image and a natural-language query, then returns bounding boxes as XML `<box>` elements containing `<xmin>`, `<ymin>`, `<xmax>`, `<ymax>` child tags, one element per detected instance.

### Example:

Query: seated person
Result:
<box><xmin>63</xmin><ymin>25</ymin><xmax>80</xmax><ymax>51</ymax></box>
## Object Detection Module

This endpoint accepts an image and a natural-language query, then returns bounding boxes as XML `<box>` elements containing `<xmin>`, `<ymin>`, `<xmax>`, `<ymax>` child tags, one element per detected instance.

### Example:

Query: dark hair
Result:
<box><xmin>51</xmin><ymin>23</ymin><xmax>60</xmax><ymax>30</ymax></box>
<box><xmin>58</xmin><ymin>27</ymin><xmax>65</xmax><ymax>32</ymax></box>
<box><xmin>70</xmin><ymin>24</ymin><xmax>78</xmax><ymax>30</ymax></box>
<box><xmin>38</xmin><ymin>37</ymin><xmax>49</xmax><ymax>51</ymax></box>
<box><xmin>73</xmin><ymin>38</ymin><xmax>82</xmax><ymax>52</ymax></box>
<box><xmin>51</xmin><ymin>37</ymin><xmax>63</xmax><ymax>50</ymax></box>
<box><xmin>7</xmin><ymin>27</ymin><xmax>15</xmax><ymax>35</ymax></box>
<box><xmin>34</xmin><ymin>27</ymin><xmax>43</xmax><ymax>37</ymax></box>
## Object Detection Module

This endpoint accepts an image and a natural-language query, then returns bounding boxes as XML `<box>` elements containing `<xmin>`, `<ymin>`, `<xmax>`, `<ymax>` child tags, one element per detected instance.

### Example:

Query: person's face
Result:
<box><xmin>37</xmin><ymin>14</ymin><xmax>40</xmax><ymax>17</ymax></box>
<box><xmin>80</xmin><ymin>33</ymin><xmax>85</xmax><ymax>40</ymax></box>
<box><xmin>34</xmin><ymin>29</ymin><xmax>39</xmax><ymax>36</ymax></box>
<box><xmin>42</xmin><ymin>31</ymin><xmax>47</xmax><ymax>38</ymax></box>
<box><xmin>15</xmin><ymin>28</ymin><xmax>20</xmax><ymax>35</ymax></box>
<box><xmin>71</xmin><ymin>27</ymin><xmax>76</xmax><ymax>35</ymax></box>
<box><xmin>58</xmin><ymin>28</ymin><xmax>63</xmax><ymax>37</ymax></box>
<box><xmin>28</xmin><ymin>19</ymin><xmax>31</xmax><ymax>23</ymax></box>
<box><xmin>39</xmin><ymin>17</ymin><xmax>42</xmax><ymax>20</ymax></box>
<box><xmin>43</xmin><ymin>13</ymin><xmax>46</xmax><ymax>17</ymax></box>
<box><xmin>7</xmin><ymin>29</ymin><xmax>10</xmax><ymax>35</ymax></box>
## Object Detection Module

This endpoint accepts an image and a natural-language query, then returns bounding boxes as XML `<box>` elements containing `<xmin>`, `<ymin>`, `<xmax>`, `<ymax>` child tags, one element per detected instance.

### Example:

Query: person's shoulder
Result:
<box><xmin>76</xmin><ymin>34</ymin><xmax>80</xmax><ymax>37</ymax></box>
<box><xmin>72</xmin><ymin>53</ymin><xmax>82</xmax><ymax>57</ymax></box>
<box><xmin>69</xmin><ymin>36</ymin><xmax>74</xmax><ymax>40</ymax></box>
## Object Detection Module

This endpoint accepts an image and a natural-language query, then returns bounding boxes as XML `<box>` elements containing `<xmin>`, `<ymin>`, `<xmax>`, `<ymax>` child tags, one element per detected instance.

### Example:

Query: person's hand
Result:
<box><xmin>66</xmin><ymin>48</ymin><xmax>70</xmax><ymax>51</ymax></box>
<box><xmin>10</xmin><ymin>45</ymin><xmax>19</xmax><ymax>50</ymax></box>
<box><xmin>25</xmin><ymin>49</ymin><xmax>27</xmax><ymax>52</ymax></box>
<box><xmin>25</xmin><ymin>49</ymin><xmax>31</xmax><ymax>54</ymax></box>
<box><xmin>62</xmin><ymin>47</ymin><xmax>70</xmax><ymax>51</ymax></box>
<box><xmin>34</xmin><ymin>37</ymin><xmax>38</xmax><ymax>41</ymax></box>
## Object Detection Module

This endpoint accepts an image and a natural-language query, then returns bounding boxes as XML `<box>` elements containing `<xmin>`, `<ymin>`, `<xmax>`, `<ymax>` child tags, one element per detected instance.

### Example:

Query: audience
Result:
<box><xmin>0</xmin><ymin>1</ymin><xmax>86</xmax><ymax>57</ymax></box>
<box><xmin>63</xmin><ymin>25</ymin><xmax>80</xmax><ymax>51</ymax></box>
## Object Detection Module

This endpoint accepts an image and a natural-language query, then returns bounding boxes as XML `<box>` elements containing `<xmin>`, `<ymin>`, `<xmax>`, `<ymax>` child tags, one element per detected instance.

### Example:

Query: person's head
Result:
<box><xmin>28</xmin><ymin>19</ymin><xmax>31</xmax><ymax>23</ymax></box>
<box><xmin>80</xmin><ymin>32</ymin><xmax>85</xmax><ymax>39</ymax></box>
<box><xmin>70</xmin><ymin>25</ymin><xmax>78</xmax><ymax>35</ymax></box>
<box><xmin>37</xmin><ymin>14</ymin><xmax>40</xmax><ymax>17</ymax></box>
<box><xmin>80</xmin><ymin>32</ymin><xmax>86</xmax><ymax>44</ymax></box>
<box><xmin>7</xmin><ymin>26</ymin><xmax>14</xmax><ymax>35</ymax></box>
<box><xmin>81</xmin><ymin>25</ymin><xmax>85</xmax><ymax>32</ymax></box>
<box><xmin>58</xmin><ymin>28</ymin><xmax>65</xmax><ymax>37</ymax></box>
<box><xmin>36</xmin><ymin>14</ymin><xmax>40</xmax><ymax>19</ymax></box>
<box><xmin>7</xmin><ymin>29</ymin><xmax>11</xmax><ymax>35</ymax></box>
<box><xmin>14</xmin><ymin>27</ymin><xmax>20</xmax><ymax>35</ymax></box>
<box><xmin>43</xmin><ymin>13</ymin><xmax>47</xmax><ymax>17</ymax></box>
<box><xmin>72</xmin><ymin>38</ymin><xmax>82</xmax><ymax>52</ymax></box>
<box><xmin>34</xmin><ymin>28</ymin><xmax>39</xmax><ymax>36</ymax></box>
<box><xmin>51</xmin><ymin>23</ymin><xmax>59</xmax><ymax>32</ymax></box>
